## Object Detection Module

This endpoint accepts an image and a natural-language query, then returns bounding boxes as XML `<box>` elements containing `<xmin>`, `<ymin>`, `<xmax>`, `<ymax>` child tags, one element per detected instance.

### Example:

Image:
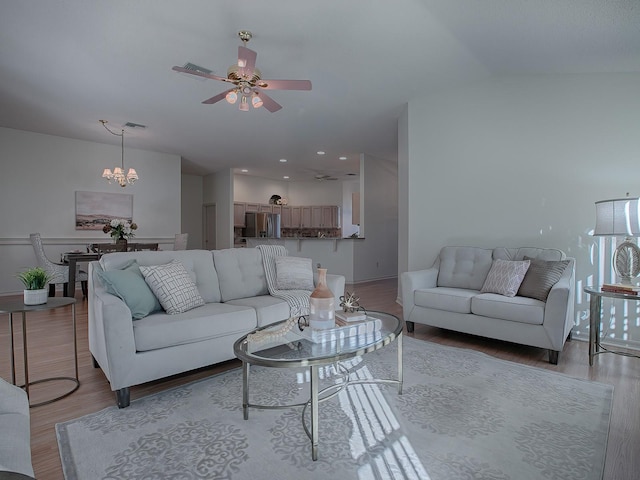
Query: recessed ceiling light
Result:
<box><xmin>317</xmin><ymin>151</ymin><xmax>325</xmax><ymax>155</ymax></box>
<box><xmin>279</xmin><ymin>159</ymin><xmax>287</xmax><ymax>163</ymax></box>
<box><xmin>283</xmin><ymin>176</ymin><xmax>290</xmax><ymax>179</ymax></box>
<box><xmin>339</xmin><ymin>156</ymin><xmax>347</xmax><ymax>160</ymax></box>
<box><xmin>241</xmin><ymin>169</ymin><xmax>248</xmax><ymax>173</ymax></box>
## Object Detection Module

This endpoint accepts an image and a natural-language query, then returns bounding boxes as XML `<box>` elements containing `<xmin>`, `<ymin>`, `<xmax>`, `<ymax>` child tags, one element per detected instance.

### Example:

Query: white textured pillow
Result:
<box><xmin>480</xmin><ymin>259</ymin><xmax>530</xmax><ymax>297</ymax></box>
<box><xmin>275</xmin><ymin>256</ymin><xmax>314</xmax><ymax>290</ymax></box>
<box><xmin>139</xmin><ymin>260</ymin><xmax>204</xmax><ymax>314</ymax></box>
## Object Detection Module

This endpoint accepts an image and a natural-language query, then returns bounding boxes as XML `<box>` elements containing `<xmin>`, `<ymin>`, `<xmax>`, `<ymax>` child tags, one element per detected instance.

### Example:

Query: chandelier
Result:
<box><xmin>100</xmin><ymin>120</ymin><xmax>138</xmax><ymax>187</ymax></box>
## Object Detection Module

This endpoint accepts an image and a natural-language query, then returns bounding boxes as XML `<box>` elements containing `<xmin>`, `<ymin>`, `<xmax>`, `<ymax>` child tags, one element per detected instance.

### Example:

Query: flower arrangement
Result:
<box><xmin>17</xmin><ymin>267</ymin><xmax>52</xmax><ymax>290</ymax></box>
<box><xmin>103</xmin><ymin>218</ymin><xmax>138</xmax><ymax>240</ymax></box>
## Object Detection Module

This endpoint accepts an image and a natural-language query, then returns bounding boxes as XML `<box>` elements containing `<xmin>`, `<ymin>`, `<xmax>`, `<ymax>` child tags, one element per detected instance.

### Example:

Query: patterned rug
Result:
<box><xmin>56</xmin><ymin>337</ymin><xmax>612</xmax><ymax>480</ymax></box>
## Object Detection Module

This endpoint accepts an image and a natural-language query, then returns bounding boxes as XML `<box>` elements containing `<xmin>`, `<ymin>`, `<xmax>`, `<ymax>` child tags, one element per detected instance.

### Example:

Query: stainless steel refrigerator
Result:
<box><xmin>244</xmin><ymin>212</ymin><xmax>281</xmax><ymax>238</ymax></box>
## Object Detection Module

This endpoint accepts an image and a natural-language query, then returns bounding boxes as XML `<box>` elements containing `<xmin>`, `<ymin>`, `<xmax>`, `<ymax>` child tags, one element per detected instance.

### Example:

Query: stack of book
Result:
<box><xmin>298</xmin><ymin>315</ymin><xmax>382</xmax><ymax>343</ymax></box>
<box><xmin>601</xmin><ymin>283</ymin><xmax>640</xmax><ymax>295</ymax></box>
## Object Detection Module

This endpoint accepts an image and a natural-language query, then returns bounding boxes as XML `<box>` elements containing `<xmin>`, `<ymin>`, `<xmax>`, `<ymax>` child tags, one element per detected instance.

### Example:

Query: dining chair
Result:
<box><xmin>29</xmin><ymin>233</ymin><xmax>88</xmax><ymax>297</ymax></box>
<box><xmin>173</xmin><ymin>233</ymin><xmax>188</xmax><ymax>250</ymax></box>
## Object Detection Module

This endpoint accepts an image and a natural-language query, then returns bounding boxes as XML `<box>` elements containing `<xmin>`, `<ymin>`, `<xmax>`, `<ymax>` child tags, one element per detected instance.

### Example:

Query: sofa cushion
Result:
<box><xmin>437</xmin><ymin>247</ymin><xmax>493</xmax><ymax>290</ymax></box>
<box><xmin>517</xmin><ymin>257</ymin><xmax>571</xmax><ymax>301</ymax></box>
<box><xmin>133</xmin><ymin>303</ymin><xmax>257</xmax><ymax>352</ymax></box>
<box><xmin>99</xmin><ymin>250</ymin><xmax>222</xmax><ymax>303</ymax></box>
<box><xmin>227</xmin><ymin>295</ymin><xmax>291</xmax><ymax>327</ymax></box>
<box><xmin>140</xmin><ymin>260</ymin><xmax>205</xmax><ymax>314</ymax></box>
<box><xmin>97</xmin><ymin>260</ymin><xmax>162</xmax><ymax>319</ymax></box>
<box><xmin>275</xmin><ymin>256</ymin><xmax>314</xmax><ymax>290</ymax></box>
<box><xmin>471</xmin><ymin>293</ymin><xmax>545</xmax><ymax>325</ymax></box>
<box><xmin>213</xmin><ymin>248</ymin><xmax>270</xmax><ymax>301</ymax></box>
<box><xmin>480</xmin><ymin>259</ymin><xmax>530</xmax><ymax>297</ymax></box>
<box><xmin>414</xmin><ymin>287</ymin><xmax>478</xmax><ymax>314</ymax></box>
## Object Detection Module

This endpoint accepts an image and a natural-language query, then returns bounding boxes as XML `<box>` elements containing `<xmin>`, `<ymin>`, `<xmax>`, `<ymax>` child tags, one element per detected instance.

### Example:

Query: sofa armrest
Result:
<box><xmin>543</xmin><ymin>258</ymin><xmax>576</xmax><ymax>350</ymax></box>
<box><xmin>400</xmin><ymin>268</ymin><xmax>438</xmax><ymax>317</ymax></box>
<box><xmin>88</xmin><ymin>263</ymin><xmax>138</xmax><ymax>390</ymax></box>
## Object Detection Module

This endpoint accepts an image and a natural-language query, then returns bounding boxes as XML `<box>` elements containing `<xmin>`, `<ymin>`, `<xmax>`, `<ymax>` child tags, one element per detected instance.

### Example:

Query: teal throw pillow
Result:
<box><xmin>97</xmin><ymin>260</ymin><xmax>162</xmax><ymax>319</ymax></box>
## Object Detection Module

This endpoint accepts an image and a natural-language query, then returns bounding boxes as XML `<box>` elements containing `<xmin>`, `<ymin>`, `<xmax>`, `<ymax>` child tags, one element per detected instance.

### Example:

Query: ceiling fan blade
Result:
<box><xmin>238</xmin><ymin>46</ymin><xmax>257</xmax><ymax>77</ymax></box>
<box><xmin>257</xmin><ymin>79</ymin><xmax>312</xmax><ymax>91</ymax></box>
<box><xmin>257</xmin><ymin>91</ymin><xmax>282</xmax><ymax>113</ymax></box>
<box><xmin>202</xmin><ymin>89</ymin><xmax>235</xmax><ymax>105</ymax></box>
<box><xmin>172</xmin><ymin>66</ymin><xmax>232</xmax><ymax>84</ymax></box>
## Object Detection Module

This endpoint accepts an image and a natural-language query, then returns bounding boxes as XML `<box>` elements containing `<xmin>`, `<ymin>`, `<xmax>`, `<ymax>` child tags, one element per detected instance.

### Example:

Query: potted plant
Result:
<box><xmin>17</xmin><ymin>267</ymin><xmax>52</xmax><ymax>305</ymax></box>
<box><xmin>102</xmin><ymin>218</ymin><xmax>138</xmax><ymax>251</ymax></box>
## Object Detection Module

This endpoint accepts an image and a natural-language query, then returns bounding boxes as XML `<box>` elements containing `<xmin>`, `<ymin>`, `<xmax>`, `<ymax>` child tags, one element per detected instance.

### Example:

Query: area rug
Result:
<box><xmin>56</xmin><ymin>337</ymin><xmax>612</xmax><ymax>480</ymax></box>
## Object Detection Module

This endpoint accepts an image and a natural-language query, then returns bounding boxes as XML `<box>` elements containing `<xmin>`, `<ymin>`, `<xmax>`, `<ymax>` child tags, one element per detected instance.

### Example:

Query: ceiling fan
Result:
<box><xmin>172</xmin><ymin>30</ymin><xmax>312</xmax><ymax>113</ymax></box>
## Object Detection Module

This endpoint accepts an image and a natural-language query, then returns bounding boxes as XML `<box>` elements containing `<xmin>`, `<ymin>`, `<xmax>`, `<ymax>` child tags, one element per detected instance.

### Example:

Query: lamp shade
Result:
<box><xmin>593</xmin><ymin>197</ymin><xmax>640</xmax><ymax>237</ymax></box>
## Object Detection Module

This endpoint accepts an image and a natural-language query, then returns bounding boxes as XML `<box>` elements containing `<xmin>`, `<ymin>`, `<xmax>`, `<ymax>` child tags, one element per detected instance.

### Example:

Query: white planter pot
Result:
<box><xmin>24</xmin><ymin>288</ymin><xmax>48</xmax><ymax>305</ymax></box>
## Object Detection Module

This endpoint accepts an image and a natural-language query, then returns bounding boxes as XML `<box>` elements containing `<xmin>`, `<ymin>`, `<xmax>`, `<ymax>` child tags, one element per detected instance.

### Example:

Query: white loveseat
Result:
<box><xmin>401</xmin><ymin>246</ymin><xmax>575</xmax><ymax>364</ymax></box>
<box><xmin>88</xmin><ymin>248</ymin><xmax>345</xmax><ymax>407</ymax></box>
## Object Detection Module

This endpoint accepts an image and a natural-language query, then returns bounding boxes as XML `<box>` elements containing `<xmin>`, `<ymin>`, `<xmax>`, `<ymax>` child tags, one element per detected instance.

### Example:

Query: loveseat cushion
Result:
<box><xmin>414</xmin><ymin>287</ymin><xmax>478</xmax><ymax>314</ymax></box>
<box><xmin>133</xmin><ymin>303</ymin><xmax>257</xmax><ymax>352</ymax></box>
<box><xmin>517</xmin><ymin>257</ymin><xmax>571</xmax><ymax>301</ymax></box>
<box><xmin>480</xmin><ymin>259</ymin><xmax>530</xmax><ymax>297</ymax></box>
<box><xmin>213</xmin><ymin>248</ymin><xmax>270</xmax><ymax>301</ymax></box>
<box><xmin>471</xmin><ymin>293</ymin><xmax>544</xmax><ymax>325</ymax></box>
<box><xmin>437</xmin><ymin>247</ymin><xmax>493</xmax><ymax>290</ymax></box>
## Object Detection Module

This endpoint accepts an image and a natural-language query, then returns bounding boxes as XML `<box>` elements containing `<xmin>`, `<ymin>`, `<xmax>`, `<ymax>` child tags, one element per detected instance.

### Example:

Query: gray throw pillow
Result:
<box><xmin>140</xmin><ymin>260</ymin><xmax>205</xmax><ymax>314</ymax></box>
<box><xmin>517</xmin><ymin>257</ymin><xmax>570</xmax><ymax>302</ymax></box>
<box><xmin>274</xmin><ymin>256</ymin><xmax>315</xmax><ymax>291</ymax></box>
<box><xmin>97</xmin><ymin>260</ymin><xmax>162</xmax><ymax>319</ymax></box>
<box><xmin>480</xmin><ymin>259</ymin><xmax>530</xmax><ymax>297</ymax></box>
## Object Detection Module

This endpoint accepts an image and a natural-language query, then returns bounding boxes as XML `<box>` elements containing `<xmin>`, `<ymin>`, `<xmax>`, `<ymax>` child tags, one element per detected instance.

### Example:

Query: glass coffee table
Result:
<box><xmin>233</xmin><ymin>311</ymin><xmax>403</xmax><ymax>461</ymax></box>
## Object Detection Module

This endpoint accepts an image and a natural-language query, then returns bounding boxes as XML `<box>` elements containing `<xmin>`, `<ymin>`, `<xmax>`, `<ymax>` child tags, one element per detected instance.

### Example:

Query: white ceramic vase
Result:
<box><xmin>24</xmin><ymin>288</ymin><xmax>48</xmax><ymax>305</ymax></box>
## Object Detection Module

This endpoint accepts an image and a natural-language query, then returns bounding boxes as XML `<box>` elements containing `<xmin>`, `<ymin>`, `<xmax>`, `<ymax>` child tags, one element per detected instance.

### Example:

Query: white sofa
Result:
<box><xmin>0</xmin><ymin>377</ymin><xmax>34</xmax><ymax>478</ymax></box>
<box><xmin>88</xmin><ymin>248</ymin><xmax>345</xmax><ymax>407</ymax></box>
<box><xmin>401</xmin><ymin>246</ymin><xmax>575</xmax><ymax>364</ymax></box>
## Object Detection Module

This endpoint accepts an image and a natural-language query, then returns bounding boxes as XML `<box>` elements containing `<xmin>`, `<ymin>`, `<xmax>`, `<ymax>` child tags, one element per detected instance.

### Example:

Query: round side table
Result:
<box><xmin>0</xmin><ymin>297</ymin><xmax>79</xmax><ymax>407</ymax></box>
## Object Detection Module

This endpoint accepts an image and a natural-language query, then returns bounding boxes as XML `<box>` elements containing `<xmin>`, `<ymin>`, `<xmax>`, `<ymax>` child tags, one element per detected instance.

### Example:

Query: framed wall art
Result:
<box><xmin>75</xmin><ymin>191</ymin><xmax>133</xmax><ymax>230</ymax></box>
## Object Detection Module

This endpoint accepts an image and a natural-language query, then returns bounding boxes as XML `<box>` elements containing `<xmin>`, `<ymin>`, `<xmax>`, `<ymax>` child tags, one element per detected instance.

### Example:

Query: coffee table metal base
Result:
<box><xmin>241</xmin><ymin>333</ymin><xmax>403</xmax><ymax>461</ymax></box>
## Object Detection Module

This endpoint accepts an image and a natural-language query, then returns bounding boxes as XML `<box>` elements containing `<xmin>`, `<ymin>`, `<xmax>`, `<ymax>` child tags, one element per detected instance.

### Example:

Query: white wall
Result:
<box><xmin>401</xmin><ymin>73</ymin><xmax>640</xmax><ymax>347</ymax></box>
<box><xmin>353</xmin><ymin>153</ymin><xmax>398</xmax><ymax>282</ymax></box>
<box><xmin>0</xmin><ymin>127</ymin><xmax>181</xmax><ymax>294</ymax></box>
<box><xmin>204</xmin><ymin>169</ymin><xmax>233</xmax><ymax>249</ymax></box>
<box><xmin>181</xmin><ymin>174</ymin><xmax>203</xmax><ymax>249</ymax></box>
<box><xmin>341</xmin><ymin>179</ymin><xmax>360</xmax><ymax>238</ymax></box>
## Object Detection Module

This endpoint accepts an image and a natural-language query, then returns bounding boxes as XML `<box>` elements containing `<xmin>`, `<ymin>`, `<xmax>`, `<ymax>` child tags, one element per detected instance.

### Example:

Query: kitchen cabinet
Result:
<box><xmin>325</xmin><ymin>206</ymin><xmax>340</xmax><ymax>228</ymax></box>
<box><xmin>311</xmin><ymin>206</ymin><xmax>340</xmax><ymax>227</ymax></box>
<box><xmin>234</xmin><ymin>203</ymin><xmax>246</xmax><ymax>227</ymax></box>
<box><xmin>291</xmin><ymin>207</ymin><xmax>302</xmax><ymax>228</ymax></box>
<box><xmin>301</xmin><ymin>207</ymin><xmax>313</xmax><ymax>228</ymax></box>
<box><xmin>280</xmin><ymin>206</ymin><xmax>292</xmax><ymax>227</ymax></box>
<box><xmin>245</xmin><ymin>203</ymin><xmax>260</xmax><ymax>213</ymax></box>
<box><xmin>259</xmin><ymin>204</ymin><xmax>273</xmax><ymax>213</ymax></box>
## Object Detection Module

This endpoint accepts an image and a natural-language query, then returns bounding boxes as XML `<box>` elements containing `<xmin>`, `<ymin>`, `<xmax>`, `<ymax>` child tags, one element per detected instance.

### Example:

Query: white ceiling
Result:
<box><xmin>1</xmin><ymin>1</ymin><xmax>639</xmax><ymax>181</ymax></box>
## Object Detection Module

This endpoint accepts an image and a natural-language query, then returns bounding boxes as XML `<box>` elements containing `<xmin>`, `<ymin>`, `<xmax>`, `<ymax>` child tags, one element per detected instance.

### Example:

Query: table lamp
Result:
<box><xmin>593</xmin><ymin>196</ymin><xmax>640</xmax><ymax>284</ymax></box>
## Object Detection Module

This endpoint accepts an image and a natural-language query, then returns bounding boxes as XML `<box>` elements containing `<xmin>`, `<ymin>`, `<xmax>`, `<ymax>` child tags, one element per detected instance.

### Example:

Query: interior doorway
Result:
<box><xmin>203</xmin><ymin>203</ymin><xmax>216</xmax><ymax>251</ymax></box>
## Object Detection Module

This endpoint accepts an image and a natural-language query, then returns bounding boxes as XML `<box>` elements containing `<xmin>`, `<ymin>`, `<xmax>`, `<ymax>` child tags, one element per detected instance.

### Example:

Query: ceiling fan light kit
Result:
<box><xmin>172</xmin><ymin>30</ymin><xmax>311</xmax><ymax>113</ymax></box>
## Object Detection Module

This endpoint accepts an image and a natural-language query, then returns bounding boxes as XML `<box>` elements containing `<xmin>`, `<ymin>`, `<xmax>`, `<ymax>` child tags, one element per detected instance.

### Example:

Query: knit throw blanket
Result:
<box><xmin>257</xmin><ymin>244</ymin><xmax>311</xmax><ymax>317</ymax></box>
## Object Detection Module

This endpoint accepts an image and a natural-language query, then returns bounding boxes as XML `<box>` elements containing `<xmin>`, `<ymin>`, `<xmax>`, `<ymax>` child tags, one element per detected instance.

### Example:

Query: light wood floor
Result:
<box><xmin>1</xmin><ymin>279</ymin><xmax>638</xmax><ymax>479</ymax></box>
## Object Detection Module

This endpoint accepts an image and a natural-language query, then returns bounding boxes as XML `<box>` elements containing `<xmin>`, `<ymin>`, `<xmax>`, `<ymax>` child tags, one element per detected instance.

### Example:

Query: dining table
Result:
<box><xmin>61</xmin><ymin>252</ymin><xmax>101</xmax><ymax>297</ymax></box>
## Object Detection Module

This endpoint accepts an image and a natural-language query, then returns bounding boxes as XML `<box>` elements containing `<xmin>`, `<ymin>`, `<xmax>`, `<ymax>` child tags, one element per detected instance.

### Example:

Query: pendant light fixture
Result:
<box><xmin>99</xmin><ymin>120</ymin><xmax>138</xmax><ymax>187</ymax></box>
